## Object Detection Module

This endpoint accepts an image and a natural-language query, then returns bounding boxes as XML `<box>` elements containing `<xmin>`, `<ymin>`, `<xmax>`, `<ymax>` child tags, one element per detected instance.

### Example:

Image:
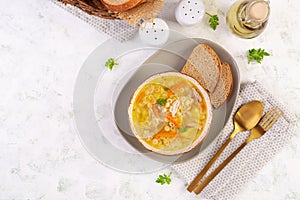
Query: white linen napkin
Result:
<box><xmin>171</xmin><ymin>81</ymin><xmax>298</xmax><ymax>200</ymax></box>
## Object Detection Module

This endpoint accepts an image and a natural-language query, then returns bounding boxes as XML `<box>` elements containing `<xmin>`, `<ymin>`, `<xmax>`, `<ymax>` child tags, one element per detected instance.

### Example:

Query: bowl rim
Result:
<box><xmin>128</xmin><ymin>71</ymin><xmax>213</xmax><ymax>156</ymax></box>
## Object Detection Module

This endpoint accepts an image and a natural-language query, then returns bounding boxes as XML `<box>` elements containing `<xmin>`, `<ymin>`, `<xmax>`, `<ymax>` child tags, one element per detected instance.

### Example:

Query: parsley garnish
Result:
<box><xmin>156</xmin><ymin>172</ymin><xmax>172</xmax><ymax>185</ymax></box>
<box><xmin>206</xmin><ymin>12</ymin><xmax>219</xmax><ymax>30</ymax></box>
<box><xmin>157</xmin><ymin>98</ymin><xmax>167</xmax><ymax>106</ymax></box>
<box><xmin>248</xmin><ymin>48</ymin><xmax>270</xmax><ymax>64</ymax></box>
<box><xmin>105</xmin><ymin>58</ymin><xmax>118</xmax><ymax>70</ymax></box>
<box><xmin>178</xmin><ymin>126</ymin><xmax>187</xmax><ymax>133</ymax></box>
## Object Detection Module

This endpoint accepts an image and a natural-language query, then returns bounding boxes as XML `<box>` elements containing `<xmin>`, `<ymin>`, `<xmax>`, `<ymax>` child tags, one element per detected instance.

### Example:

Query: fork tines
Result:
<box><xmin>259</xmin><ymin>107</ymin><xmax>283</xmax><ymax>131</ymax></box>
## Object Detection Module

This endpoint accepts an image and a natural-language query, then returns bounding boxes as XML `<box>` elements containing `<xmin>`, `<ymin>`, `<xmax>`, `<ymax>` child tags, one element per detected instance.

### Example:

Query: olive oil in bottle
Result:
<box><xmin>226</xmin><ymin>0</ymin><xmax>270</xmax><ymax>39</ymax></box>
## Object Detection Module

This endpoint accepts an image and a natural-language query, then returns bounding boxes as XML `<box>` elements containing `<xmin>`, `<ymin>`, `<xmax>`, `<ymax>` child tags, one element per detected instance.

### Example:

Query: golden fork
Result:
<box><xmin>193</xmin><ymin>106</ymin><xmax>283</xmax><ymax>194</ymax></box>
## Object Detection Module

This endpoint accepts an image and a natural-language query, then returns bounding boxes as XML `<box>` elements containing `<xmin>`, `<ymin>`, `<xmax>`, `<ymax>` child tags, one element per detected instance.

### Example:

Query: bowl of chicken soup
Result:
<box><xmin>128</xmin><ymin>71</ymin><xmax>213</xmax><ymax>156</ymax></box>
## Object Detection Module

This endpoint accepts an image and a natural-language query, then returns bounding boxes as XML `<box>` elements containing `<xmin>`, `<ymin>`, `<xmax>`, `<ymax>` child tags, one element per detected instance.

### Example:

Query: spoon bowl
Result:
<box><xmin>232</xmin><ymin>100</ymin><xmax>264</xmax><ymax>137</ymax></box>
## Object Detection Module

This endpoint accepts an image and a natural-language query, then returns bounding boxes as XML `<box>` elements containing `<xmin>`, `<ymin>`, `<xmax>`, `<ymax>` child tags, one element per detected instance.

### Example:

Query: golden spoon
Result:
<box><xmin>187</xmin><ymin>100</ymin><xmax>264</xmax><ymax>192</ymax></box>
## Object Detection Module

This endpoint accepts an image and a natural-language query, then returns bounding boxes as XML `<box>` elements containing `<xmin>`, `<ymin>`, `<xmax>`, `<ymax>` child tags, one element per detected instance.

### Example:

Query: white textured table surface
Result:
<box><xmin>1</xmin><ymin>0</ymin><xmax>300</xmax><ymax>199</ymax></box>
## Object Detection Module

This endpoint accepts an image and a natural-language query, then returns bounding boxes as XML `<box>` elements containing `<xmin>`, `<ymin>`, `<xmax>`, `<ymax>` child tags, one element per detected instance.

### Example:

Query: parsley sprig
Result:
<box><xmin>248</xmin><ymin>48</ymin><xmax>270</xmax><ymax>64</ymax></box>
<box><xmin>206</xmin><ymin>12</ymin><xmax>219</xmax><ymax>30</ymax></box>
<box><xmin>156</xmin><ymin>98</ymin><xmax>167</xmax><ymax>106</ymax></box>
<box><xmin>156</xmin><ymin>172</ymin><xmax>172</xmax><ymax>185</ymax></box>
<box><xmin>178</xmin><ymin>126</ymin><xmax>187</xmax><ymax>133</ymax></box>
<box><xmin>105</xmin><ymin>58</ymin><xmax>118</xmax><ymax>70</ymax></box>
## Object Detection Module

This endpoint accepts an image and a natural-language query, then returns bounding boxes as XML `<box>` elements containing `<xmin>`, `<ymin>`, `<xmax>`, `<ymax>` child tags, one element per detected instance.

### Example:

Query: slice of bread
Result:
<box><xmin>210</xmin><ymin>62</ymin><xmax>233</xmax><ymax>108</ymax></box>
<box><xmin>101</xmin><ymin>0</ymin><xmax>145</xmax><ymax>12</ymax></box>
<box><xmin>181</xmin><ymin>44</ymin><xmax>221</xmax><ymax>92</ymax></box>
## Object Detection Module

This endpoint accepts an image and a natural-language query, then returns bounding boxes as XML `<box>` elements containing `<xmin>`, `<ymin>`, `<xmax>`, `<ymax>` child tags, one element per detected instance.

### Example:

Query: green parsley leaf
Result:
<box><xmin>248</xmin><ymin>48</ymin><xmax>270</xmax><ymax>64</ymax></box>
<box><xmin>178</xmin><ymin>126</ymin><xmax>187</xmax><ymax>133</ymax></box>
<box><xmin>157</xmin><ymin>98</ymin><xmax>167</xmax><ymax>106</ymax></box>
<box><xmin>206</xmin><ymin>12</ymin><xmax>219</xmax><ymax>30</ymax></box>
<box><xmin>105</xmin><ymin>58</ymin><xmax>118</xmax><ymax>70</ymax></box>
<box><xmin>155</xmin><ymin>172</ymin><xmax>172</xmax><ymax>185</ymax></box>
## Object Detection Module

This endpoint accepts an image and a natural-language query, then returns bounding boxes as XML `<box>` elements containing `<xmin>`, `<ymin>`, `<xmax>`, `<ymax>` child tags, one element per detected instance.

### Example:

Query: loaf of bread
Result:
<box><xmin>101</xmin><ymin>0</ymin><xmax>146</xmax><ymax>12</ymax></box>
<box><xmin>209</xmin><ymin>62</ymin><xmax>233</xmax><ymax>108</ymax></box>
<box><xmin>181</xmin><ymin>44</ymin><xmax>221</xmax><ymax>93</ymax></box>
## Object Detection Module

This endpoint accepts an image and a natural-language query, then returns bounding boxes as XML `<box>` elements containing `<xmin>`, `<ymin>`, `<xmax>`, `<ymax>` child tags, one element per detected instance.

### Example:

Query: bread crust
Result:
<box><xmin>101</xmin><ymin>0</ymin><xmax>146</xmax><ymax>12</ymax></box>
<box><xmin>210</xmin><ymin>61</ymin><xmax>233</xmax><ymax>108</ymax></box>
<box><xmin>222</xmin><ymin>62</ymin><xmax>233</xmax><ymax>100</ymax></box>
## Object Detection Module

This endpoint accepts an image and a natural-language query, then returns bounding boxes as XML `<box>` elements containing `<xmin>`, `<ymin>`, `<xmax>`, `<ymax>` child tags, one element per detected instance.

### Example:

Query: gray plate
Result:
<box><xmin>114</xmin><ymin>38</ymin><xmax>240</xmax><ymax>163</ymax></box>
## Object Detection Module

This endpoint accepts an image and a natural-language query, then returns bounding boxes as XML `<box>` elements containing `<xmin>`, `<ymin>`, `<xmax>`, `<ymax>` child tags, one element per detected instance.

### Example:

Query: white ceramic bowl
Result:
<box><xmin>128</xmin><ymin>71</ymin><xmax>213</xmax><ymax>156</ymax></box>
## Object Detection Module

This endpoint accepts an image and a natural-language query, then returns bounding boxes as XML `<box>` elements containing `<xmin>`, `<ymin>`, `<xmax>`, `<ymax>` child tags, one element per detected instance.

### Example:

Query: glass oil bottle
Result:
<box><xmin>226</xmin><ymin>0</ymin><xmax>270</xmax><ymax>39</ymax></box>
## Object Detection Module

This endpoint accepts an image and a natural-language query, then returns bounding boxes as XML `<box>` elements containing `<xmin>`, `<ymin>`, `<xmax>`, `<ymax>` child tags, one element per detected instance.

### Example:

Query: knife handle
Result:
<box><xmin>187</xmin><ymin>136</ymin><xmax>233</xmax><ymax>192</ymax></box>
<box><xmin>193</xmin><ymin>141</ymin><xmax>248</xmax><ymax>194</ymax></box>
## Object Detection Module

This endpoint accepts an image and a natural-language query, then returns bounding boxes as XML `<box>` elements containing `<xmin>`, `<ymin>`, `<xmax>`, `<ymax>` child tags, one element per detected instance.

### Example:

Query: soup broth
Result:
<box><xmin>131</xmin><ymin>75</ymin><xmax>208</xmax><ymax>152</ymax></box>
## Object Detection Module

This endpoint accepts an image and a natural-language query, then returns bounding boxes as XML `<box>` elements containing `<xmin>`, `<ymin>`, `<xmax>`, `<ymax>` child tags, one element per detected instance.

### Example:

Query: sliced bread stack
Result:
<box><xmin>181</xmin><ymin>44</ymin><xmax>233</xmax><ymax>109</ymax></box>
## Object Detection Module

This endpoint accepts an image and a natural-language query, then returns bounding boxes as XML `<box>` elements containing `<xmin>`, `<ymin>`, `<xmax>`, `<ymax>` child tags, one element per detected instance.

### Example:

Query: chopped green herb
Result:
<box><xmin>157</xmin><ymin>98</ymin><xmax>167</xmax><ymax>106</ymax></box>
<box><xmin>206</xmin><ymin>12</ymin><xmax>219</xmax><ymax>30</ymax></box>
<box><xmin>248</xmin><ymin>48</ymin><xmax>270</xmax><ymax>64</ymax></box>
<box><xmin>105</xmin><ymin>58</ymin><xmax>118</xmax><ymax>70</ymax></box>
<box><xmin>156</xmin><ymin>172</ymin><xmax>172</xmax><ymax>185</ymax></box>
<box><xmin>178</xmin><ymin>126</ymin><xmax>187</xmax><ymax>133</ymax></box>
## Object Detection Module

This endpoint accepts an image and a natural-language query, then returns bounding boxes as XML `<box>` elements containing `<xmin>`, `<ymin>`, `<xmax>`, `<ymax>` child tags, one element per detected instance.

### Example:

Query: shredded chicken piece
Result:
<box><xmin>170</xmin><ymin>100</ymin><xmax>180</xmax><ymax>117</ymax></box>
<box><xmin>193</xmin><ymin>88</ymin><xmax>202</xmax><ymax>102</ymax></box>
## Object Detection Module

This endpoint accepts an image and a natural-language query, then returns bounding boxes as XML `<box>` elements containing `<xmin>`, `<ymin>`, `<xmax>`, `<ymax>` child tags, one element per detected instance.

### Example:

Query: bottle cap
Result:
<box><xmin>248</xmin><ymin>1</ymin><xmax>270</xmax><ymax>21</ymax></box>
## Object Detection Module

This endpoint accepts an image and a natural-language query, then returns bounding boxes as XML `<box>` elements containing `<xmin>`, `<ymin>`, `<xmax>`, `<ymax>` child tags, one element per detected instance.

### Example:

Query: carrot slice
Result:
<box><xmin>167</xmin><ymin>89</ymin><xmax>174</xmax><ymax>96</ymax></box>
<box><xmin>166</xmin><ymin>114</ymin><xmax>181</xmax><ymax>128</ymax></box>
<box><xmin>153</xmin><ymin>129</ymin><xmax>177</xmax><ymax>140</ymax></box>
<box><xmin>201</xmin><ymin>103</ymin><xmax>206</xmax><ymax>111</ymax></box>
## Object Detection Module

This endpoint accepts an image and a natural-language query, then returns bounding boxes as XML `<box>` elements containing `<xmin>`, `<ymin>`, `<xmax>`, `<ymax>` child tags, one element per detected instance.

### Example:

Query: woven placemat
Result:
<box><xmin>172</xmin><ymin>81</ymin><xmax>298</xmax><ymax>200</ymax></box>
<box><xmin>49</xmin><ymin>0</ymin><xmax>138</xmax><ymax>42</ymax></box>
